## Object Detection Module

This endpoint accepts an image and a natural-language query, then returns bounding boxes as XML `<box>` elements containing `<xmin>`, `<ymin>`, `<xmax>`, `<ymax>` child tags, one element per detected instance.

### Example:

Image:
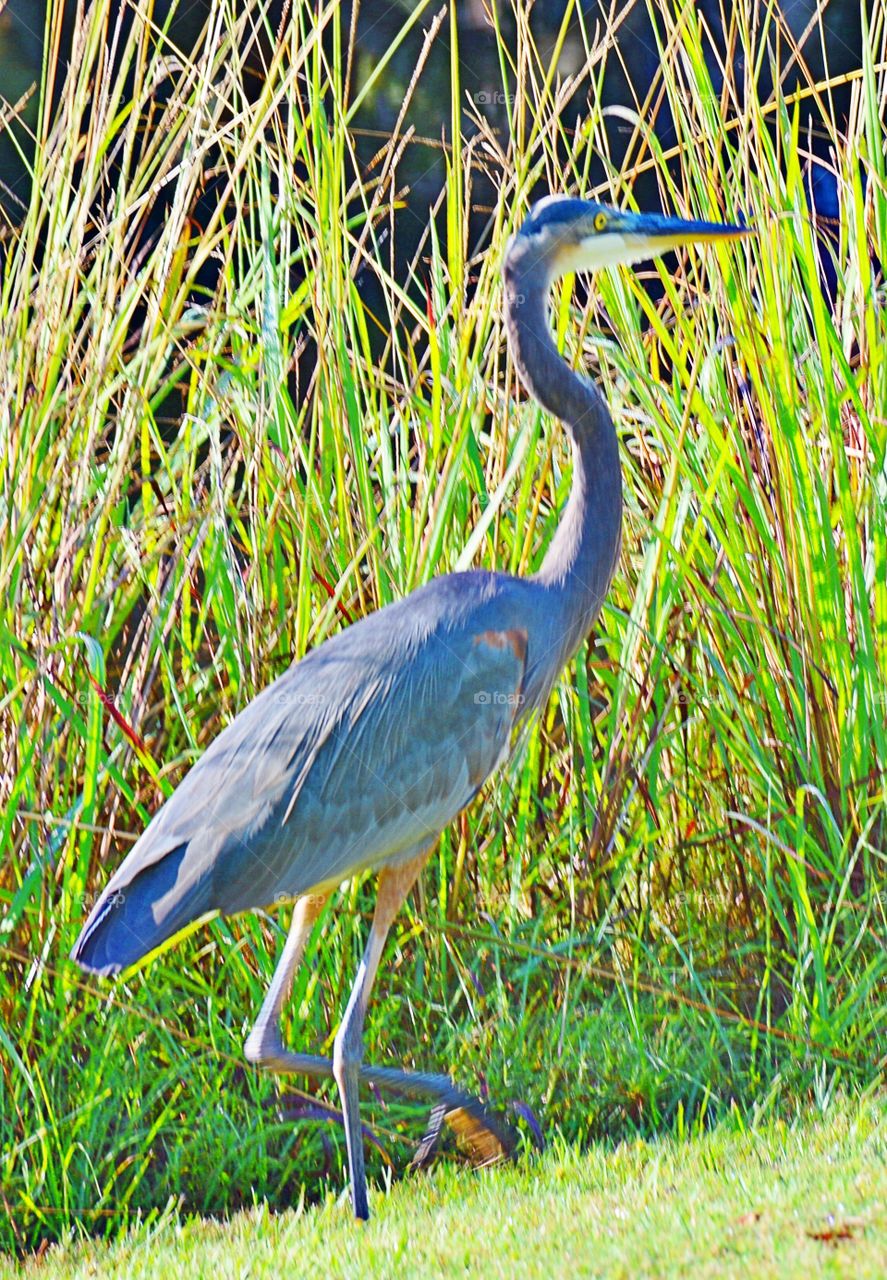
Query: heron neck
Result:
<box><xmin>503</xmin><ymin>257</ymin><xmax>623</xmax><ymax>652</ymax></box>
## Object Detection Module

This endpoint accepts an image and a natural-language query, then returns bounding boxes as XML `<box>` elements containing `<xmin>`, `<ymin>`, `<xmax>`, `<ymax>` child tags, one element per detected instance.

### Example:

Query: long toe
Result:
<box><xmin>410</xmin><ymin>1103</ymin><xmax>448</xmax><ymax>1170</ymax></box>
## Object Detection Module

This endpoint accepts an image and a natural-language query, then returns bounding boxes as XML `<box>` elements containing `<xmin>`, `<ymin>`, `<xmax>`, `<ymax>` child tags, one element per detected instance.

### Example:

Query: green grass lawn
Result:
<box><xmin>7</xmin><ymin>1097</ymin><xmax>884</xmax><ymax>1279</ymax></box>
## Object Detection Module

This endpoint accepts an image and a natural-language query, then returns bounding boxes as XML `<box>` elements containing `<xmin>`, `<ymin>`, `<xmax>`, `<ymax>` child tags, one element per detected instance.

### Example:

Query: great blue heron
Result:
<box><xmin>71</xmin><ymin>195</ymin><xmax>749</xmax><ymax>1219</ymax></box>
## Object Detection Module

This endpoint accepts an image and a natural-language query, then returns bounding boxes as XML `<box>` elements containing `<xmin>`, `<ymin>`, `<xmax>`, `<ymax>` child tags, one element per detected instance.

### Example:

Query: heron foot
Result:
<box><xmin>245</xmin><ymin>1038</ymin><xmax>516</xmax><ymax>1161</ymax></box>
<box><xmin>410</xmin><ymin>1103</ymin><xmax>448</xmax><ymax>1170</ymax></box>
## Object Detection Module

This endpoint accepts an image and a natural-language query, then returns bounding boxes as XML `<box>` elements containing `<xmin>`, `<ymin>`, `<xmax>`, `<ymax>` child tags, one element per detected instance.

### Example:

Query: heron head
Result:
<box><xmin>508</xmin><ymin>194</ymin><xmax>752</xmax><ymax>278</ymax></box>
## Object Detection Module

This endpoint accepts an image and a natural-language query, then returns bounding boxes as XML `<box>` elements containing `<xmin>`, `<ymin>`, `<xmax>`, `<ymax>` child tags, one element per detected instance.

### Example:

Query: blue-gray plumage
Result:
<box><xmin>71</xmin><ymin>194</ymin><xmax>750</xmax><ymax>1220</ymax></box>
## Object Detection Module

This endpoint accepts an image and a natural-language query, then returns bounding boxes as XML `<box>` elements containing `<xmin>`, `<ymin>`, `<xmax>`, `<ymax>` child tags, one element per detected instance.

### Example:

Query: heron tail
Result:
<box><xmin>70</xmin><ymin>843</ymin><xmax>209</xmax><ymax>975</ymax></box>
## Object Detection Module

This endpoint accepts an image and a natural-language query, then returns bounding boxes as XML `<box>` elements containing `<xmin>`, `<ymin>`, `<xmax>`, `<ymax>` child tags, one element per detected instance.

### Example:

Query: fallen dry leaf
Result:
<box><xmin>735</xmin><ymin>1210</ymin><xmax>762</xmax><ymax>1227</ymax></box>
<box><xmin>805</xmin><ymin>1220</ymin><xmax>862</xmax><ymax>1244</ymax></box>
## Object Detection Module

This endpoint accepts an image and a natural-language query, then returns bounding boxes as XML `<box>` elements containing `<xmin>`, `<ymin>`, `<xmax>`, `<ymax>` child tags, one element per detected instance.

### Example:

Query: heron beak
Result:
<box><xmin>616</xmin><ymin>211</ymin><xmax>754</xmax><ymax>254</ymax></box>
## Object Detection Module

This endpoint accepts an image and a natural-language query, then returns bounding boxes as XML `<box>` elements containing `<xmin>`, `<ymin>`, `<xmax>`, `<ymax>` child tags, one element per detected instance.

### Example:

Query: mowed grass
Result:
<box><xmin>5</xmin><ymin>1098</ymin><xmax>884</xmax><ymax>1279</ymax></box>
<box><xmin>1</xmin><ymin>0</ymin><xmax>885</xmax><ymax>1261</ymax></box>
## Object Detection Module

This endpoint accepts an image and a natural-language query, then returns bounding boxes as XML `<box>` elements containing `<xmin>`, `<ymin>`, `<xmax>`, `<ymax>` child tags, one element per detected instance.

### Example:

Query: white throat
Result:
<box><xmin>557</xmin><ymin>233</ymin><xmax>669</xmax><ymax>274</ymax></box>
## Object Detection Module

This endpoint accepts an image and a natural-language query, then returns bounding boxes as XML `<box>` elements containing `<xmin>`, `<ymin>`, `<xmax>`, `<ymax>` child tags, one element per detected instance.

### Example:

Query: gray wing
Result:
<box><xmin>72</xmin><ymin>592</ymin><xmax>527</xmax><ymax>972</ymax></box>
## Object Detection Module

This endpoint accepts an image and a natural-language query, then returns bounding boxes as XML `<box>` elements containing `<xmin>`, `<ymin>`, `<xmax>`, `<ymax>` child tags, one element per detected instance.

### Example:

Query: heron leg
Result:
<box><xmin>244</xmin><ymin>893</ymin><xmax>330</xmax><ymax>1069</ymax></box>
<box><xmin>333</xmin><ymin>851</ymin><xmax>428</xmax><ymax>1220</ymax></box>
<box><xmin>245</xmin><ymin>870</ymin><xmax>517</xmax><ymax>1212</ymax></box>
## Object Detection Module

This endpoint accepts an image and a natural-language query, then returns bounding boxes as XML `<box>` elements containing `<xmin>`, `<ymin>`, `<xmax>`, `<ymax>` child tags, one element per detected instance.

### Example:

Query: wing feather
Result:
<box><xmin>74</xmin><ymin>576</ymin><xmax>531</xmax><ymax>967</ymax></box>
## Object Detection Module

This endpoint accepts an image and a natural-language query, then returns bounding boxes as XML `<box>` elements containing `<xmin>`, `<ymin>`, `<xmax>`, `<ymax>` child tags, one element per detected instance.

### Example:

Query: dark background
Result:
<box><xmin>0</xmin><ymin>1</ymin><xmax>863</xmax><ymax>231</ymax></box>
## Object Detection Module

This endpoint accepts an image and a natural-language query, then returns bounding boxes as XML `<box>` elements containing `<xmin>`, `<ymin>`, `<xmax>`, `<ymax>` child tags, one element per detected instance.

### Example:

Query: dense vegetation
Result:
<box><xmin>1</xmin><ymin>0</ymin><xmax>884</xmax><ymax>1257</ymax></box>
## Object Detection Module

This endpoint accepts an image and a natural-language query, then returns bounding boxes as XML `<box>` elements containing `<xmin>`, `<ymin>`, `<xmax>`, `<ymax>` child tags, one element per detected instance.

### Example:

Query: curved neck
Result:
<box><xmin>504</xmin><ymin>248</ymin><xmax>623</xmax><ymax>650</ymax></box>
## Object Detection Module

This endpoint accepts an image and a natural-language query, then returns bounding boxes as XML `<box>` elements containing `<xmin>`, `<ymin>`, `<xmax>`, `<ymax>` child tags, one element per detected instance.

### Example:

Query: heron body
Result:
<box><xmin>71</xmin><ymin>194</ymin><xmax>748</xmax><ymax>1219</ymax></box>
<box><xmin>71</xmin><ymin>565</ymin><xmax>607</xmax><ymax>973</ymax></box>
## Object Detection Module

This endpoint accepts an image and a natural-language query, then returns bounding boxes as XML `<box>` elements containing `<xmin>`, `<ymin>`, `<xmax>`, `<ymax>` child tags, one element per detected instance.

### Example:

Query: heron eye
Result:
<box><xmin>594</xmin><ymin>212</ymin><xmax>608</xmax><ymax>232</ymax></box>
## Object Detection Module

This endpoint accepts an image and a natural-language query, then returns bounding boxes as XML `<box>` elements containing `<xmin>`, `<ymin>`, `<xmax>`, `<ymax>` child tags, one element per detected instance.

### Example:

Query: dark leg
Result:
<box><xmin>332</xmin><ymin>851</ymin><xmax>429</xmax><ymax>1219</ymax></box>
